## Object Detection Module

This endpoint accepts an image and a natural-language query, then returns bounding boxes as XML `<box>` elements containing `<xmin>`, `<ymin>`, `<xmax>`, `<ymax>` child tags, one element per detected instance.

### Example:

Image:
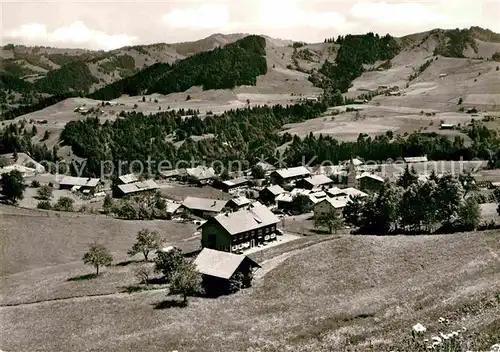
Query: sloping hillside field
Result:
<box><xmin>1</xmin><ymin>206</ymin><xmax>498</xmax><ymax>352</ymax></box>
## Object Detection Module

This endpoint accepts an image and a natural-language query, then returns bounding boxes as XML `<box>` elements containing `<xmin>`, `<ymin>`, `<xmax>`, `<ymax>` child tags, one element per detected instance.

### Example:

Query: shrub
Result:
<box><xmin>30</xmin><ymin>180</ymin><xmax>41</xmax><ymax>188</ymax></box>
<box><xmin>37</xmin><ymin>200</ymin><xmax>52</xmax><ymax>210</ymax></box>
<box><xmin>37</xmin><ymin>184</ymin><xmax>53</xmax><ymax>200</ymax></box>
<box><xmin>53</xmin><ymin>196</ymin><xmax>74</xmax><ymax>212</ymax></box>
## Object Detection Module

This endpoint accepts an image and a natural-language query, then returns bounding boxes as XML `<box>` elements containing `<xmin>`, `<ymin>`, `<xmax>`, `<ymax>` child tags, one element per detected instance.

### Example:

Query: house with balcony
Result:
<box><xmin>200</xmin><ymin>202</ymin><xmax>280</xmax><ymax>253</ymax></box>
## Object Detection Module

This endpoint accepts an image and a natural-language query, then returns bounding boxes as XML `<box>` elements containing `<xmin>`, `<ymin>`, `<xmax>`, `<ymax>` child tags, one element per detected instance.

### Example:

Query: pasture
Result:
<box><xmin>1</xmin><ymin>222</ymin><xmax>498</xmax><ymax>352</ymax></box>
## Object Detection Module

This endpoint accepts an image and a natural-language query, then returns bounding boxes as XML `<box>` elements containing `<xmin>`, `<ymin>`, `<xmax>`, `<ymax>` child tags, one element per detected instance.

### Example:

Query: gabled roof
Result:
<box><xmin>404</xmin><ymin>156</ymin><xmax>428</xmax><ymax>163</ymax></box>
<box><xmin>118</xmin><ymin>173</ymin><xmax>139</xmax><ymax>184</ymax></box>
<box><xmin>276</xmin><ymin>193</ymin><xmax>293</xmax><ymax>203</ymax></box>
<box><xmin>222</xmin><ymin>177</ymin><xmax>249</xmax><ymax>187</ymax></box>
<box><xmin>290</xmin><ymin>188</ymin><xmax>312</xmax><ymax>196</ymax></box>
<box><xmin>326</xmin><ymin>187</ymin><xmax>367</xmax><ymax>198</ymax></box>
<box><xmin>316</xmin><ymin>196</ymin><xmax>350</xmax><ymax>209</ymax></box>
<box><xmin>229</xmin><ymin>196</ymin><xmax>251</xmax><ymax>207</ymax></box>
<box><xmin>302</xmin><ymin>174</ymin><xmax>334</xmax><ymax>187</ymax></box>
<box><xmin>264</xmin><ymin>185</ymin><xmax>285</xmax><ymax>196</ymax></box>
<box><xmin>182</xmin><ymin>197</ymin><xmax>228</xmax><ymax>212</ymax></box>
<box><xmin>326</xmin><ymin>186</ymin><xmax>344</xmax><ymax>196</ymax></box>
<box><xmin>356</xmin><ymin>172</ymin><xmax>384</xmax><ymax>182</ymax></box>
<box><xmin>59</xmin><ymin>176</ymin><xmax>101</xmax><ymax>188</ymax></box>
<box><xmin>185</xmin><ymin>166</ymin><xmax>216</xmax><ymax>180</ymax></box>
<box><xmin>117</xmin><ymin>179</ymin><xmax>159</xmax><ymax>194</ymax></box>
<box><xmin>309</xmin><ymin>191</ymin><xmax>328</xmax><ymax>204</ymax></box>
<box><xmin>194</xmin><ymin>248</ymin><xmax>260</xmax><ymax>280</ymax></box>
<box><xmin>272</xmin><ymin>166</ymin><xmax>310</xmax><ymax>179</ymax></box>
<box><xmin>165</xmin><ymin>201</ymin><xmax>182</xmax><ymax>214</ymax></box>
<box><xmin>206</xmin><ymin>202</ymin><xmax>279</xmax><ymax>235</ymax></box>
<box><xmin>342</xmin><ymin>187</ymin><xmax>368</xmax><ymax>198</ymax></box>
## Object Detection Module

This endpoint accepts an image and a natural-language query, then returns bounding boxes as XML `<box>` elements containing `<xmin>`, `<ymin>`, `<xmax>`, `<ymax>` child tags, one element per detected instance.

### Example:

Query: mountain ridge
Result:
<box><xmin>1</xmin><ymin>26</ymin><xmax>500</xmax><ymax>115</ymax></box>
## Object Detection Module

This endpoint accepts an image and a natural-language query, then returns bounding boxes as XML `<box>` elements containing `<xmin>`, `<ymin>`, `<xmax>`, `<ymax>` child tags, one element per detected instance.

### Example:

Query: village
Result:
<box><xmin>1</xmin><ymin>150</ymin><xmax>499</xmax><ymax>298</ymax></box>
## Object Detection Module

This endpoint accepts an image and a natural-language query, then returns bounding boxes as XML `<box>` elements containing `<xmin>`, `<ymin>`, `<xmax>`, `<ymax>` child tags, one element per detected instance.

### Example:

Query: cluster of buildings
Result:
<box><xmin>177</xmin><ymin>160</ymin><xmax>384</xmax><ymax>294</ymax></box>
<box><xmin>172</xmin><ymin>159</ymin><xmax>386</xmax><ymax>257</ymax></box>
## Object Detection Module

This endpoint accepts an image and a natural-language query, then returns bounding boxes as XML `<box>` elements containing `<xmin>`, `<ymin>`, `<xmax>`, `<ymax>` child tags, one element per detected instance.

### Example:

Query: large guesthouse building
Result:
<box><xmin>200</xmin><ymin>202</ymin><xmax>280</xmax><ymax>253</ymax></box>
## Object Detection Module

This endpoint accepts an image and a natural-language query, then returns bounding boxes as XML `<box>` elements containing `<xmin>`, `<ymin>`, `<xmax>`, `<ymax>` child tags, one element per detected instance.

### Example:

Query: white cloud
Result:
<box><xmin>349</xmin><ymin>2</ymin><xmax>448</xmax><ymax>26</ymax></box>
<box><xmin>257</xmin><ymin>0</ymin><xmax>350</xmax><ymax>30</ymax></box>
<box><xmin>162</xmin><ymin>4</ymin><xmax>231</xmax><ymax>30</ymax></box>
<box><xmin>6</xmin><ymin>21</ymin><xmax>138</xmax><ymax>50</ymax></box>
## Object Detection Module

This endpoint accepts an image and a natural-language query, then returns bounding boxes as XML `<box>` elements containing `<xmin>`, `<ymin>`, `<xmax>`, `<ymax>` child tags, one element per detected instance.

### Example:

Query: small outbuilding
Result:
<box><xmin>404</xmin><ymin>156</ymin><xmax>428</xmax><ymax>163</ymax></box>
<box><xmin>259</xmin><ymin>185</ymin><xmax>285</xmax><ymax>205</ymax></box>
<box><xmin>227</xmin><ymin>196</ymin><xmax>252</xmax><ymax>210</ymax></box>
<box><xmin>118</xmin><ymin>173</ymin><xmax>139</xmax><ymax>185</ymax></box>
<box><xmin>440</xmin><ymin>123</ymin><xmax>455</xmax><ymax>130</ymax></box>
<box><xmin>194</xmin><ymin>248</ymin><xmax>261</xmax><ymax>296</ymax></box>
<box><xmin>356</xmin><ymin>173</ymin><xmax>384</xmax><ymax>193</ymax></box>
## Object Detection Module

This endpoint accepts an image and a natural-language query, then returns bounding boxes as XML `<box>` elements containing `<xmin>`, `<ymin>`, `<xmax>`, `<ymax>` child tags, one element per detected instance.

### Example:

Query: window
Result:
<box><xmin>265</xmin><ymin>227</ymin><xmax>269</xmax><ymax>233</ymax></box>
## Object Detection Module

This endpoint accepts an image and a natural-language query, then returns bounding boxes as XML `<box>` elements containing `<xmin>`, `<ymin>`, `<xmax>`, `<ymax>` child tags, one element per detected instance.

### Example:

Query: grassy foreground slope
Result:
<box><xmin>1</xmin><ymin>204</ymin><xmax>498</xmax><ymax>352</ymax></box>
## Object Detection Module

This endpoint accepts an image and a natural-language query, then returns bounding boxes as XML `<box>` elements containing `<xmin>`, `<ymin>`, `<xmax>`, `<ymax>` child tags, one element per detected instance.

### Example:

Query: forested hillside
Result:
<box><xmin>35</xmin><ymin>61</ymin><xmax>99</xmax><ymax>95</ymax></box>
<box><xmin>90</xmin><ymin>35</ymin><xmax>267</xmax><ymax>100</ymax></box>
<box><xmin>53</xmin><ymin>98</ymin><xmax>500</xmax><ymax>177</ymax></box>
<box><xmin>86</xmin><ymin>62</ymin><xmax>172</xmax><ymax>100</ymax></box>
<box><xmin>311</xmin><ymin>33</ymin><xmax>400</xmax><ymax>92</ymax></box>
<box><xmin>433</xmin><ymin>28</ymin><xmax>479</xmax><ymax>58</ymax></box>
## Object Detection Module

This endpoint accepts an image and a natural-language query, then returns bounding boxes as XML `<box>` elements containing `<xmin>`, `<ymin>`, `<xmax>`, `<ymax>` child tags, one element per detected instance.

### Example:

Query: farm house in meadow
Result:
<box><xmin>200</xmin><ymin>202</ymin><xmax>280</xmax><ymax>253</ymax></box>
<box><xmin>115</xmin><ymin>179</ymin><xmax>159</xmax><ymax>197</ymax></box>
<box><xmin>194</xmin><ymin>248</ymin><xmax>261</xmax><ymax>296</ymax></box>
<box><xmin>58</xmin><ymin>176</ymin><xmax>102</xmax><ymax>194</ymax></box>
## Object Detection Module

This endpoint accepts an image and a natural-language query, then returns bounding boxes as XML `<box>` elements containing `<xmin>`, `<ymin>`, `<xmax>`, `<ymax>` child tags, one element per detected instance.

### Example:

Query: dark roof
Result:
<box><xmin>194</xmin><ymin>248</ymin><xmax>260</xmax><ymax>279</ymax></box>
<box><xmin>182</xmin><ymin>197</ymin><xmax>228</xmax><ymax>212</ymax></box>
<box><xmin>203</xmin><ymin>202</ymin><xmax>279</xmax><ymax>235</ymax></box>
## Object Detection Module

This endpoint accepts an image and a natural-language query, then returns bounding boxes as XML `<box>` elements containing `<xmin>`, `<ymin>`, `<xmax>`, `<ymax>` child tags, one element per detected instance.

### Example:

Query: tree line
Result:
<box><xmin>57</xmin><ymin>98</ymin><xmax>500</xmax><ymax>178</ymax></box>
<box><xmin>59</xmin><ymin>101</ymin><xmax>328</xmax><ymax>176</ymax></box>
<box><xmin>343</xmin><ymin>170</ymin><xmax>486</xmax><ymax>235</ymax></box>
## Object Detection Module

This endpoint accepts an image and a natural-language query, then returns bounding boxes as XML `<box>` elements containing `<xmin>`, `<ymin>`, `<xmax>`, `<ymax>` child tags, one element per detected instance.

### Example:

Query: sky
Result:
<box><xmin>1</xmin><ymin>0</ymin><xmax>499</xmax><ymax>51</ymax></box>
